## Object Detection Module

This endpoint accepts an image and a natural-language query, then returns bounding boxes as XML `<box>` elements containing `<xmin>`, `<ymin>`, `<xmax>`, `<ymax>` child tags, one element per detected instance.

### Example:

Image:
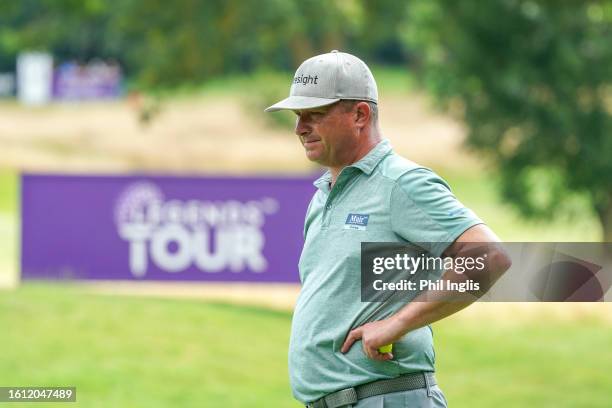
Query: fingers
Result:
<box><xmin>341</xmin><ymin>328</ymin><xmax>362</xmax><ymax>353</ymax></box>
<box><xmin>341</xmin><ymin>326</ymin><xmax>395</xmax><ymax>361</ymax></box>
<box><xmin>377</xmin><ymin>352</ymin><xmax>394</xmax><ymax>361</ymax></box>
<box><xmin>364</xmin><ymin>345</ymin><xmax>394</xmax><ymax>361</ymax></box>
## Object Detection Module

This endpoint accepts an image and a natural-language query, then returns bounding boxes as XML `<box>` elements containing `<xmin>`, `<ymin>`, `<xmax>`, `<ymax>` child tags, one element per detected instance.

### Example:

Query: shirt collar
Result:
<box><xmin>349</xmin><ymin>139</ymin><xmax>393</xmax><ymax>175</ymax></box>
<box><xmin>313</xmin><ymin>139</ymin><xmax>393</xmax><ymax>191</ymax></box>
<box><xmin>313</xmin><ymin>171</ymin><xmax>332</xmax><ymax>192</ymax></box>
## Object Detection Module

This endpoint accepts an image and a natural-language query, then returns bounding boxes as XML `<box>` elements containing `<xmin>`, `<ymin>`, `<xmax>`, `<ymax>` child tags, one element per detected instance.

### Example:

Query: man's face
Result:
<box><xmin>293</xmin><ymin>102</ymin><xmax>357</xmax><ymax>167</ymax></box>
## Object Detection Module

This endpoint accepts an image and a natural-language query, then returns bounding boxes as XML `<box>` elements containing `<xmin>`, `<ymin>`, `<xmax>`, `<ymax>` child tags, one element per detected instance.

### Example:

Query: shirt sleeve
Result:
<box><xmin>390</xmin><ymin>168</ymin><xmax>484</xmax><ymax>257</ymax></box>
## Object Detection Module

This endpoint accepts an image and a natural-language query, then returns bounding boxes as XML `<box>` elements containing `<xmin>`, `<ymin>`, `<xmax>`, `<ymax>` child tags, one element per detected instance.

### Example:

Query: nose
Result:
<box><xmin>295</xmin><ymin>114</ymin><xmax>310</xmax><ymax>137</ymax></box>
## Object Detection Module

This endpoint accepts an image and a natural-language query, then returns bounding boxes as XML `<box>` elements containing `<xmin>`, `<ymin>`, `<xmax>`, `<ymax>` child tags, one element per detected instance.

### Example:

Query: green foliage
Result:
<box><xmin>0</xmin><ymin>1</ymin><xmax>411</xmax><ymax>83</ymax></box>
<box><xmin>0</xmin><ymin>0</ymin><xmax>114</xmax><ymax>69</ymax></box>
<box><xmin>242</xmin><ymin>71</ymin><xmax>297</xmax><ymax>129</ymax></box>
<box><xmin>440</xmin><ymin>171</ymin><xmax>601</xmax><ymax>241</ymax></box>
<box><xmin>403</xmin><ymin>0</ymin><xmax>612</xmax><ymax>239</ymax></box>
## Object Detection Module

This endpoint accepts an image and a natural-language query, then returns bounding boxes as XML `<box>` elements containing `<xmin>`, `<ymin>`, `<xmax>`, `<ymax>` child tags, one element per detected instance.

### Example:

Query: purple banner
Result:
<box><xmin>52</xmin><ymin>61</ymin><xmax>122</xmax><ymax>100</ymax></box>
<box><xmin>21</xmin><ymin>174</ymin><xmax>315</xmax><ymax>282</ymax></box>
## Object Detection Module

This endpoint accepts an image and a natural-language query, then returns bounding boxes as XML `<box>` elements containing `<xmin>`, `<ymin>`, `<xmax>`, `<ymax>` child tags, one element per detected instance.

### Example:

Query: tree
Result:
<box><xmin>403</xmin><ymin>0</ymin><xmax>612</xmax><ymax>241</ymax></box>
<box><xmin>1</xmin><ymin>0</ymin><xmax>351</xmax><ymax>86</ymax></box>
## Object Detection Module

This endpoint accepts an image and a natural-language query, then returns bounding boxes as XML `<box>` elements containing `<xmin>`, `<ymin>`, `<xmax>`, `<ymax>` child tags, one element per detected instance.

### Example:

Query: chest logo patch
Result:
<box><xmin>344</xmin><ymin>213</ymin><xmax>369</xmax><ymax>231</ymax></box>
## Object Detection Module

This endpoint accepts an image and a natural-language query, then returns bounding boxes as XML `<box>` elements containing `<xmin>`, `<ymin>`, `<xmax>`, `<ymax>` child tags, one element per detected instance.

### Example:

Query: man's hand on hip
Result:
<box><xmin>340</xmin><ymin>317</ymin><xmax>404</xmax><ymax>361</ymax></box>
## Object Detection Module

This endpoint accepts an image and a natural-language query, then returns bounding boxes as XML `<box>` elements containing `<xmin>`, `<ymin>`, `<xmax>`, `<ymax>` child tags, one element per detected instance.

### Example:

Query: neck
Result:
<box><xmin>329</xmin><ymin>131</ymin><xmax>382</xmax><ymax>187</ymax></box>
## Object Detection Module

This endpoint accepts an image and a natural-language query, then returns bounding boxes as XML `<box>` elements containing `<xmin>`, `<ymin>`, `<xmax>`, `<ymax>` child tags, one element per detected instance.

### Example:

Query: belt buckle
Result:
<box><xmin>324</xmin><ymin>387</ymin><xmax>358</xmax><ymax>408</ymax></box>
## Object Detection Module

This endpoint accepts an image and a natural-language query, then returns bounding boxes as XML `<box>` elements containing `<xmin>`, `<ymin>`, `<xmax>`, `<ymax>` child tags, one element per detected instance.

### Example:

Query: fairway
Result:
<box><xmin>1</xmin><ymin>284</ymin><xmax>611</xmax><ymax>407</ymax></box>
<box><xmin>0</xmin><ymin>284</ymin><xmax>297</xmax><ymax>407</ymax></box>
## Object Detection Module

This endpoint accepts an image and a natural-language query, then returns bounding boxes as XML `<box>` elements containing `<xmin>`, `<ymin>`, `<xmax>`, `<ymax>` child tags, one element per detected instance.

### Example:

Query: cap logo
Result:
<box><xmin>264</xmin><ymin>51</ymin><xmax>378</xmax><ymax>112</ymax></box>
<box><xmin>293</xmin><ymin>74</ymin><xmax>319</xmax><ymax>86</ymax></box>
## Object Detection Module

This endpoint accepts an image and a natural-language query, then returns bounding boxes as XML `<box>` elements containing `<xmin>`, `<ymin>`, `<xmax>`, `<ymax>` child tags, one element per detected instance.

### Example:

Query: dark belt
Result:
<box><xmin>305</xmin><ymin>372</ymin><xmax>436</xmax><ymax>408</ymax></box>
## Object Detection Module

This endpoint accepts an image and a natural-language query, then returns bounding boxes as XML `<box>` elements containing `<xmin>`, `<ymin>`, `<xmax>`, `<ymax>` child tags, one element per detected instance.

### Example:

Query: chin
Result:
<box><xmin>305</xmin><ymin>151</ymin><xmax>322</xmax><ymax>162</ymax></box>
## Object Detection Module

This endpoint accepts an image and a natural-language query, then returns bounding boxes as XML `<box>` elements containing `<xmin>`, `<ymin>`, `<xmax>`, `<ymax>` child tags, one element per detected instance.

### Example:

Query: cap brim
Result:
<box><xmin>264</xmin><ymin>96</ymin><xmax>340</xmax><ymax>112</ymax></box>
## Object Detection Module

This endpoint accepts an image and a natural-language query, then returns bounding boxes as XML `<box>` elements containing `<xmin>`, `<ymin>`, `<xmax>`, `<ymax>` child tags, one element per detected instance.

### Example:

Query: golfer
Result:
<box><xmin>266</xmin><ymin>50</ymin><xmax>511</xmax><ymax>408</ymax></box>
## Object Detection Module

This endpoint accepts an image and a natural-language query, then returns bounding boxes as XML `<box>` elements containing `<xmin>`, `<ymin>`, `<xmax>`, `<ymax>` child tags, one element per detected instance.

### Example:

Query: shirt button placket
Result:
<box><xmin>323</xmin><ymin>177</ymin><xmax>349</xmax><ymax>228</ymax></box>
<box><xmin>322</xmin><ymin>202</ymin><xmax>332</xmax><ymax>227</ymax></box>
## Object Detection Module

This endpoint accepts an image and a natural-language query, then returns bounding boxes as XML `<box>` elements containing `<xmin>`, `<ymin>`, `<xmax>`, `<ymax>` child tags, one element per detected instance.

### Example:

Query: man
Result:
<box><xmin>266</xmin><ymin>51</ymin><xmax>511</xmax><ymax>408</ymax></box>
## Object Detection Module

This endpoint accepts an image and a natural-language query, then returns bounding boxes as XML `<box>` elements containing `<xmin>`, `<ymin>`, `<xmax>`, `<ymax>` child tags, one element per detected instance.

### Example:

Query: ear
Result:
<box><xmin>354</xmin><ymin>101</ymin><xmax>371</xmax><ymax>129</ymax></box>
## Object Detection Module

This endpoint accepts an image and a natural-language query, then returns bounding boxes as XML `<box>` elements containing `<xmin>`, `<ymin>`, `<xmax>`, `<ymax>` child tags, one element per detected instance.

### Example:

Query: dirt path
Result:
<box><xmin>0</xmin><ymin>93</ymin><xmax>480</xmax><ymax>173</ymax></box>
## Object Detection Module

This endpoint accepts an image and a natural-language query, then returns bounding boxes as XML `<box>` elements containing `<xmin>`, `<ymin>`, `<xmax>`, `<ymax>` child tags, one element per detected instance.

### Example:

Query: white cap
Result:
<box><xmin>265</xmin><ymin>50</ymin><xmax>378</xmax><ymax>112</ymax></box>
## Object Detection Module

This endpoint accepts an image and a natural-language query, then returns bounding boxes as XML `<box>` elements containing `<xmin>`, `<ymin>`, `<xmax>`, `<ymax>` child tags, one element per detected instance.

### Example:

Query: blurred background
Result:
<box><xmin>0</xmin><ymin>0</ymin><xmax>611</xmax><ymax>407</ymax></box>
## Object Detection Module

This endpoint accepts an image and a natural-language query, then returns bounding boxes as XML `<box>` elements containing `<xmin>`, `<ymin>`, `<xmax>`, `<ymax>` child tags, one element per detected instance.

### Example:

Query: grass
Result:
<box><xmin>0</xmin><ymin>283</ymin><xmax>610</xmax><ymax>407</ymax></box>
<box><xmin>434</xmin><ymin>310</ymin><xmax>612</xmax><ymax>408</ymax></box>
<box><xmin>0</xmin><ymin>171</ymin><xmax>17</xmax><ymax>285</ymax></box>
<box><xmin>0</xmin><ymin>284</ymin><xmax>297</xmax><ymax>408</ymax></box>
<box><xmin>0</xmin><ymin>171</ymin><xmax>17</xmax><ymax>214</ymax></box>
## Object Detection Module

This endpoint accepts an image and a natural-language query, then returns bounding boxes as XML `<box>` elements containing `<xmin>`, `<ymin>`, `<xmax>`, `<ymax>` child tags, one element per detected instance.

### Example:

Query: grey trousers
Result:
<box><xmin>347</xmin><ymin>385</ymin><xmax>448</xmax><ymax>408</ymax></box>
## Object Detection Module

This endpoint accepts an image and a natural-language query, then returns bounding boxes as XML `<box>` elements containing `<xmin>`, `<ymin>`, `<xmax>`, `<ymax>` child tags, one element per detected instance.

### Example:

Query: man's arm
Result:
<box><xmin>341</xmin><ymin>224</ymin><xmax>512</xmax><ymax>361</ymax></box>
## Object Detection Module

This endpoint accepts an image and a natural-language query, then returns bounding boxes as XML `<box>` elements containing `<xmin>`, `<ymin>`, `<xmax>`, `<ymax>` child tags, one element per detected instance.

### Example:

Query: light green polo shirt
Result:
<box><xmin>289</xmin><ymin>139</ymin><xmax>483</xmax><ymax>404</ymax></box>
